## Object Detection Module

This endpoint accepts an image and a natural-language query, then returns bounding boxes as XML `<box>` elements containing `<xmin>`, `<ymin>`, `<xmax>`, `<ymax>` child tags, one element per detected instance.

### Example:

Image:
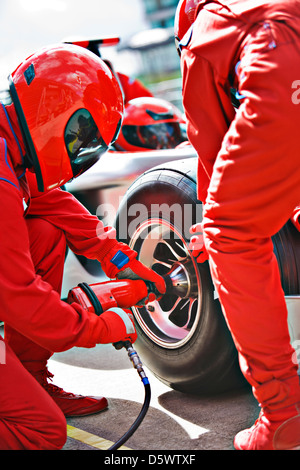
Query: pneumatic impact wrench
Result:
<box><xmin>68</xmin><ymin>259</ymin><xmax>193</xmax><ymax>317</ymax></box>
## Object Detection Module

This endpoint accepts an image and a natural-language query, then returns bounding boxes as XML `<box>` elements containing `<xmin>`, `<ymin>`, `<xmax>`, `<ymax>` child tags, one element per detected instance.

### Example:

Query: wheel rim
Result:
<box><xmin>129</xmin><ymin>218</ymin><xmax>202</xmax><ymax>349</ymax></box>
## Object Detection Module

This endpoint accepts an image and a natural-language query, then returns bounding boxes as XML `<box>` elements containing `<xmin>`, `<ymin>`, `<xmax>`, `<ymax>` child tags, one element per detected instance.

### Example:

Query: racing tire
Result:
<box><xmin>115</xmin><ymin>158</ymin><xmax>246</xmax><ymax>394</ymax></box>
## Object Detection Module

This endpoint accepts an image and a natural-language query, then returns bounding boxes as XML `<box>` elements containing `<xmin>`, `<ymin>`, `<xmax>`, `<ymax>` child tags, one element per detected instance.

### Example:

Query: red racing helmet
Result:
<box><xmin>174</xmin><ymin>0</ymin><xmax>201</xmax><ymax>53</ymax></box>
<box><xmin>9</xmin><ymin>44</ymin><xmax>124</xmax><ymax>191</ymax></box>
<box><xmin>114</xmin><ymin>97</ymin><xmax>187</xmax><ymax>152</ymax></box>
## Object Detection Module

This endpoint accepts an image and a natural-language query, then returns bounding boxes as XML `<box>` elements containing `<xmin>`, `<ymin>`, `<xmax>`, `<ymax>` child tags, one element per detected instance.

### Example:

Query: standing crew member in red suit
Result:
<box><xmin>175</xmin><ymin>0</ymin><xmax>300</xmax><ymax>450</ymax></box>
<box><xmin>0</xmin><ymin>43</ymin><xmax>165</xmax><ymax>450</ymax></box>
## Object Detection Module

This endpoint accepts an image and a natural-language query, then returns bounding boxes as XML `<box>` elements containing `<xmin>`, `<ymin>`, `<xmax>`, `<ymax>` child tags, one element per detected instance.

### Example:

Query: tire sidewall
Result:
<box><xmin>116</xmin><ymin>169</ymin><xmax>242</xmax><ymax>393</ymax></box>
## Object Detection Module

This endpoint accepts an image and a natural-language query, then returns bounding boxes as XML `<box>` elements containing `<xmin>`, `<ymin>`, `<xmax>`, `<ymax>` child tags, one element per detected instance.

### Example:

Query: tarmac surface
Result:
<box><xmin>47</xmin><ymin>342</ymin><xmax>259</xmax><ymax>452</ymax></box>
<box><xmin>0</xmin><ymin>323</ymin><xmax>262</xmax><ymax>454</ymax></box>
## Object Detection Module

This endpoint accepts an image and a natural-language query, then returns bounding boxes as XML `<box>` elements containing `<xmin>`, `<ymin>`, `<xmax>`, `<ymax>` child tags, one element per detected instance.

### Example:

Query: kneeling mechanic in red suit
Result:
<box><xmin>0</xmin><ymin>44</ymin><xmax>165</xmax><ymax>450</ymax></box>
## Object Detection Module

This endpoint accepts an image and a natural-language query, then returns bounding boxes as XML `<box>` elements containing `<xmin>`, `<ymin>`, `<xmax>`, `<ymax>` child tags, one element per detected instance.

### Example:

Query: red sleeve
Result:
<box><xmin>0</xmin><ymin>181</ymin><xmax>104</xmax><ymax>351</ymax></box>
<box><xmin>26</xmin><ymin>172</ymin><xmax>118</xmax><ymax>261</ymax></box>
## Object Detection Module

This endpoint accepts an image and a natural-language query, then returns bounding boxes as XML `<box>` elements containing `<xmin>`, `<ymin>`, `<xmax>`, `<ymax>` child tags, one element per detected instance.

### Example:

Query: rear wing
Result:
<box><xmin>63</xmin><ymin>37</ymin><xmax>120</xmax><ymax>56</ymax></box>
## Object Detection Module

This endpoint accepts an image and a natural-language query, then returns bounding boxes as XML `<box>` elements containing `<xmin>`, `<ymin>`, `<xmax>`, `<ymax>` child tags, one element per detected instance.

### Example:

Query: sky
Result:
<box><xmin>0</xmin><ymin>0</ymin><xmax>149</xmax><ymax>87</ymax></box>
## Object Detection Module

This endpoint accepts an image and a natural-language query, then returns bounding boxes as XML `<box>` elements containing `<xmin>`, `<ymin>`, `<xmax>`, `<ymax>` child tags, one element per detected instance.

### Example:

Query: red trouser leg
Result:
<box><xmin>0</xmin><ymin>337</ymin><xmax>66</xmax><ymax>449</ymax></box>
<box><xmin>202</xmin><ymin>25</ymin><xmax>300</xmax><ymax>410</ymax></box>
<box><xmin>4</xmin><ymin>217</ymin><xmax>66</xmax><ymax>373</ymax></box>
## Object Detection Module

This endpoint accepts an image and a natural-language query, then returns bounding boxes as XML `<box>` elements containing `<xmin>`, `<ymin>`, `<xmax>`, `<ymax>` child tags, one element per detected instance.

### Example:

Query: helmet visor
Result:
<box><xmin>122</xmin><ymin>122</ymin><xmax>187</xmax><ymax>150</ymax></box>
<box><xmin>65</xmin><ymin>108</ymin><xmax>108</xmax><ymax>178</ymax></box>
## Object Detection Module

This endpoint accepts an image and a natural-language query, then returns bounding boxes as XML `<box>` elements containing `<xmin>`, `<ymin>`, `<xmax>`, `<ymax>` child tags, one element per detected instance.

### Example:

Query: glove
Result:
<box><xmin>100</xmin><ymin>240</ymin><xmax>166</xmax><ymax>295</ymax></box>
<box><xmin>76</xmin><ymin>307</ymin><xmax>137</xmax><ymax>348</ymax></box>
<box><xmin>189</xmin><ymin>223</ymin><xmax>209</xmax><ymax>263</ymax></box>
<box><xmin>100</xmin><ymin>308</ymin><xmax>137</xmax><ymax>345</ymax></box>
<box><xmin>117</xmin><ymin>259</ymin><xmax>166</xmax><ymax>297</ymax></box>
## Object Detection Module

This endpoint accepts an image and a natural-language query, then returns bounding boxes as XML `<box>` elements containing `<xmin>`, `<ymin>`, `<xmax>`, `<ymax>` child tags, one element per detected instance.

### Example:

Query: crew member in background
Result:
<box><xmin>175</xmin><ymin>0</ymin><xmax>300</xmax><ymax>450</ymax></box>
<box><xmin>0</xmin><ymin>43</ymin><xmax>165</xmax><ymax>450</ymax></box>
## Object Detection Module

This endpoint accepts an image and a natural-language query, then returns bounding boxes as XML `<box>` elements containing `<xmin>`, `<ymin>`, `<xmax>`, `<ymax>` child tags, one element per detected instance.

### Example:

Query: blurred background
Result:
<box><xmin>0</xmin><ymin>0</ymin><xmax>182</xmax><ymax>107</ymax></box>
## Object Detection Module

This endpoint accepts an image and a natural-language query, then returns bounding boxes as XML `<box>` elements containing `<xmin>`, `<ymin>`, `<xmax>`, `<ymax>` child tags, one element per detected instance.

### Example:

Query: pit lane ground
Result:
<box><xmin>47</xmin><ymin>342</ymin><xmax>259</xmax><ymax>451</ymax></box>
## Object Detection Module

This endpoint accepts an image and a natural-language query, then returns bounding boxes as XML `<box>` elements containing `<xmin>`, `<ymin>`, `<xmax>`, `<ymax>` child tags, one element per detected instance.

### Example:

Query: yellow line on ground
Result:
<box><xmin>67</xmin><ymin>425</ymin><xmax>132</xmax><ymax>451</ymax></box>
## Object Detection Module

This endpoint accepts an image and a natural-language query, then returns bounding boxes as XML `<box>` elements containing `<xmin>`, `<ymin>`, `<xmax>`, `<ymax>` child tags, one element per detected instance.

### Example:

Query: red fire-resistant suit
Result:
<box><xmin>180</xmin><ymin>0</ymin><xmax>300</xmax><ymax>430</ymax></box>
<box><xmin>0</xmin><ymin>102</ymin><xmax>130</xmax><ymax>449</ymax></box>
